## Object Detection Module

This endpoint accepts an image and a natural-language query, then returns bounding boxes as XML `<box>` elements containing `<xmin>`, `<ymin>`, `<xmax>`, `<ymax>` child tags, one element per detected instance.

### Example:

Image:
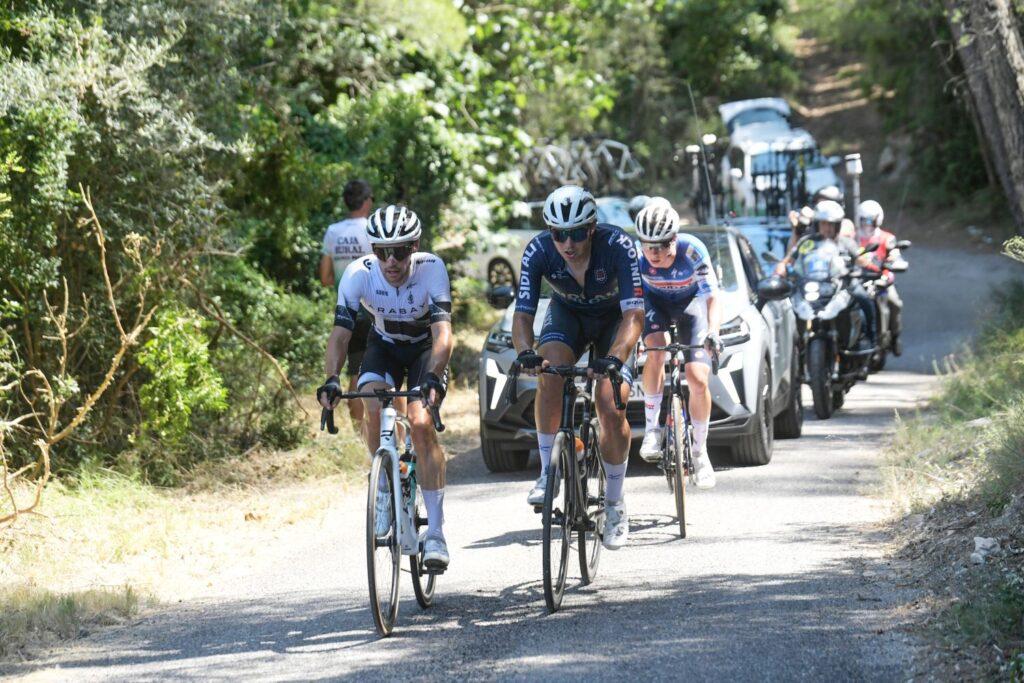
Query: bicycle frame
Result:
<box><xmin>376</xmin><ymin>401</ymin><xmax>419</xmax><ymax>555</ymax></box>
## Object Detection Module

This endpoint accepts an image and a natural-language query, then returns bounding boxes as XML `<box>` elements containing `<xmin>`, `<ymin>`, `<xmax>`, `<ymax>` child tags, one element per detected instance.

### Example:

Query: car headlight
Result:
<box><xmin>485</xmin><ymin>329</ymin><xmax>513</xmax><ymax>352</ymax></box>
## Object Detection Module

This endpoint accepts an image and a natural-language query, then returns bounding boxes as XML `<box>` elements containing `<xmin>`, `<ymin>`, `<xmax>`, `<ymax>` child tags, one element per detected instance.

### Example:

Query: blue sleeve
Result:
<box><xmin>515</xmin><ymin>235</ymin><xmax>545</xmax><ymax>315</ymax></box>
<box><xmin>609</xmin><ymin>230</ymin><xmax>644</xmax><ymax>312</ymax></box>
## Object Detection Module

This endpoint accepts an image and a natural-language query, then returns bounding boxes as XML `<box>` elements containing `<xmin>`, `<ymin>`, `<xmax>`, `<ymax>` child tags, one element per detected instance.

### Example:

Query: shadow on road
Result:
<box><xmin>4</xmin><ymin>545</ymin><xmax>911</xmax><ymax>681</ymax></box>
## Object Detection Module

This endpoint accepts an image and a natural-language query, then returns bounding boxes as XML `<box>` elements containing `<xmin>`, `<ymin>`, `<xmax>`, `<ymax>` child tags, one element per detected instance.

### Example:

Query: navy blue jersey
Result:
<box><xmin>638</xmin><ymin>233</ymin><xmax>719</xmax><ymax>310</ymax></box>
<box><xmin>515</xmin><ymin>224</ymin><xmax>643</xmax><ymax>316</ymax></box>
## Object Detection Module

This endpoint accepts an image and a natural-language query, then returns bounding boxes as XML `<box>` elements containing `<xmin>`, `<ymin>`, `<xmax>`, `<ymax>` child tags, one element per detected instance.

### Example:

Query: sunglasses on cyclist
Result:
<box><xmin>373</xmin><ymin>244</ymin><xmax>415</xmax><ymax>261</ymax></box>
<box><xmin>550</xmin><ymin>225</ymin><xmax>592</xmax><ymax>243</ymax></box>
<box><xmin>640</xmin><ymin>239</ymin><xmax>674</xmax><ymax>252</ymax></box>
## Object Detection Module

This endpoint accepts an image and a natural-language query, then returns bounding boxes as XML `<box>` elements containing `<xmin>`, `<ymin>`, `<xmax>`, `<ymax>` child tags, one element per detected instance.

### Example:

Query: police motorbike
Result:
<box><xmin>864</xmin><ymin>240</ymin><xmax>912</xmax><ymax>373</ymax></box>
<box><xmin>764</xmin><ymin>239</ymin><xmax>878</xmax><ymax>419</ymax></box>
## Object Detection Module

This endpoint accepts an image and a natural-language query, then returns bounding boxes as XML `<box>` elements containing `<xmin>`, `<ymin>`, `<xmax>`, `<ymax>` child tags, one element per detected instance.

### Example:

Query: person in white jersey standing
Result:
<box><xmin>320</xmin><ymin>180</ymin><xmax>374</xmax><ymax>437</ymax></box>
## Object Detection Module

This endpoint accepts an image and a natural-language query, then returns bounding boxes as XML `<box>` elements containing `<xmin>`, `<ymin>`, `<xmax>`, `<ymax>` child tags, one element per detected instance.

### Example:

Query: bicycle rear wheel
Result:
<box><xmin>671</xmin><ymin>394</ymin><xmax>687</xmax><ymax>538</ymax></box>
<box><xmin>409</xmin><ymin>495</ymin><xmax>436</xmax><ymax>609</ymax></box>
<box><xmin>579</xmin><ymin>419</ymin><xmax>604</xmax><ymax>584</ymax></box>
<box><xmin>366</xmin><ymin>452</ymin><xmax>400</xmax><ymax>636</ymax></box>
<box><xmin>543</xmin><ymin>433</ymin><xmax>572</xmax><ymax>613</ymax></box>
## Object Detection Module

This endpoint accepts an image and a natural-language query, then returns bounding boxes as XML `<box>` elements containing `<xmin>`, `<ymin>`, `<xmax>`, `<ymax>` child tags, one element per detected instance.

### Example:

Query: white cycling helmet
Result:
<box><xmin>635</xmin><ymin>203</ymin><xmax>679</xmax><ymax>242</ymax></box>
<box><xmin>543</xmin><ymin>185</ymin><xmax>597</xmax><ymax>230</ymax></box>
<box><xmin>814</xmin><ymin>199</ymin><xmax>845</xmax><ymax>223</ymax></box>
<box><xmin>367</xmin><ymin>204</ymin><xmax>421</xmax><ymax>244</ymax></box>
<box><xmin>813</xmin><ymin>185</ymin><xmax>843</xmax><ymax>203</ymax></box>
<box><xmin>858</xmin><ymin>199</ymin><xmax>884</xmax><ymax>227</ymax></box>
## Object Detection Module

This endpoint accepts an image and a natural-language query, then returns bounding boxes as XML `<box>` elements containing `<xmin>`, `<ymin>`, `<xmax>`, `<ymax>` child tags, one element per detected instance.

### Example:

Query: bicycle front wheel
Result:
<box><xmin>579</xmin><ymin>419</ymin><xmax>604</xmax><ymax>584</ymax></box>
<box><xmin>366</xmin><ymin>452</ymin><xmax>400</xmax><ymax>636</ymax></box>
<box><xmin>671</xmin><ymin>394</ymin><xmax>688</xmax><ymax>539</ymax></box>
<box><xmin>543</xmin><ymin>433</ymin><xmax>572</xmax><ymax>613</ymax></box>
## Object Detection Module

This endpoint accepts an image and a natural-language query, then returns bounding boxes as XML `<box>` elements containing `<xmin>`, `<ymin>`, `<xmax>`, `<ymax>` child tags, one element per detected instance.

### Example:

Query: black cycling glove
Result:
<box><xmin>703</xmin><ymin>332</ymin><xmax>724</xmax><ymax>355</ymax></box>
<box><xmin>421</xmin><ymin>372</ymin><xmax>448</xmax><ymax>405</ymax></box>
<box><xmin>316</xmin><ymin>375</ymin><xmax>342</xmax><ymax>405</ymax></box>
<box><xmin>516</xmin><ymin>349</ymin><xmax>544</xmax><ymax>371</ymax></box>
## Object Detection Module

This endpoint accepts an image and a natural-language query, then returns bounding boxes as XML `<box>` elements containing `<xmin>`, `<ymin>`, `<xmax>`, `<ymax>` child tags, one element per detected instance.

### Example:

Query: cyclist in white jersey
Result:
<box><xmin>320</xmin><ymin>180</ymin><xmax>375</xmax><ymax>436</ymax></box>
<box><xmin>318</xmin><ymin>205</ymin><xmax>455</xmax><ymax>569</ymax></box>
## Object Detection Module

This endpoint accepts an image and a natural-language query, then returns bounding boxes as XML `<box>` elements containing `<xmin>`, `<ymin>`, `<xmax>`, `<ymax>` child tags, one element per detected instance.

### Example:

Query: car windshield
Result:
<box><xmin>686</xmin><ymin>230</ymin><xmax>738</xmax><ymax>292</ymax></box>
<box><xmin>752</xmin><ymin>149</ymin><xmax>827</xmax><ymax>175</ymax></box>
<box><xmin>729</xmin><ymin>108</ymin><xmax>786</xmax><ymax>133</ymax></box>
<box><xmin>596</xmin><ymin>198</ymin><xmax>632</xmax><ymax>230</ymax></box>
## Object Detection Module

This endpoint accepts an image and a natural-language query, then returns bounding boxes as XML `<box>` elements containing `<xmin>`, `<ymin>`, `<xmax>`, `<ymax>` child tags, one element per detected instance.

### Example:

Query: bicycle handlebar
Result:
<box><xmin>644</xmin><ymin>342</ymin><xmax>727</xmax><ymax>375</ymax></box>
<box><xmin>319</xmin><ymin>388</ymin><xmax>445</xmax><ymax>434</ymax></box>
<box><xmin>507</xmin><ymin>362</ymin><xmax>626</xmax><ymax>410</ymax></box>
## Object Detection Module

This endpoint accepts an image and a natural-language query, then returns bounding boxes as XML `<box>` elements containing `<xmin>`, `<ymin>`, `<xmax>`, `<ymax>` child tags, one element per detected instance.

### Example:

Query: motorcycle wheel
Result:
<box><xmin>807</xmin><ymin>338</ymin><xmax>834</xmax><ymax>420</ymax></box>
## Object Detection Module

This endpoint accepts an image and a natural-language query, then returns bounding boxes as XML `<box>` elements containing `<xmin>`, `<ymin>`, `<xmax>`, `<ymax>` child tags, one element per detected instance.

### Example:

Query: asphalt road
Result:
<box><xmin>6</xmin><ymin>245</ymin><xmax>1022</xmax><ymax>682</ymax></box>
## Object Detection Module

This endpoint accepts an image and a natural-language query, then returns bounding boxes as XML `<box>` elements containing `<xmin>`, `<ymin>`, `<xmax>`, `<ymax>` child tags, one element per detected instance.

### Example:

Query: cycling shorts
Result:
<box><xmin>643</xmin><ymin>297</ymin><xmax>712</xmax><ymax>367</ymax></box>
<box><xmin>357</xmin><ymin>330</ymin><xmax>440</xmax><ymax>391</ymax></box>
<box><xmin>538</xmin><ymin>298</ymin><xmax>634</xmax><ymax>384</ymax></box>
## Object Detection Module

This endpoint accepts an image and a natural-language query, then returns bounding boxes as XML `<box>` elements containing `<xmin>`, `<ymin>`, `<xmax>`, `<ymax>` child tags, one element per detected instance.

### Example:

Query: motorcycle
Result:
<box><xmin>764</xmin><ymin>239</ymin><xmax>877</xmax><ymax>419</ymax></box>
<box><xmin>864</xmin><ymin>240</ymin><xmax>911</xmax><ymax>373</ymax></box>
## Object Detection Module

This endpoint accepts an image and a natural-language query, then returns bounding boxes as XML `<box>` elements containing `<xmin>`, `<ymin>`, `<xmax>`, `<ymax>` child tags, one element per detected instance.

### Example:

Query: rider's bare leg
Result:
<box><xmin>535</xmin><ymin>341</ymin><xmax>575</xmax><ymax>471</ymax></box>
<box><xmin>642</xmin><ymin>331</ymin><xmax>670</xmax><ymax>430</ymax></box>
<box><xmin>595</xmin><ymin>376</ymin><xmax>631</xmax><ymax>504</ymax></box>
<box><xmin>685</xmin><ymin>361</ymin><xmax>711</xmax><ymax>452</ymax></box>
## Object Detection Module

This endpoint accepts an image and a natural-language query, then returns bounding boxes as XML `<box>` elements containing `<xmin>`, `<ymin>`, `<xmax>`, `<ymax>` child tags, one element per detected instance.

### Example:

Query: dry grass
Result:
<box><xmin>0</xmin><ymin>374</ymin><xmax>486</xmax><ymax>662</ymax></box>
<box><xmin>0</xmin><ymin>585</ymin><xmax>143</xmax><ymax>660</ymax></box>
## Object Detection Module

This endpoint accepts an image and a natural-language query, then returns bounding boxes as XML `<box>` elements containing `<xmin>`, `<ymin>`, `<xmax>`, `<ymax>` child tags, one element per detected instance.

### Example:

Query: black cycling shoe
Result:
<box><xmin>892</xmin><ymin>334</ymin><xmax>903</xmax><ymax>357</ymax></box>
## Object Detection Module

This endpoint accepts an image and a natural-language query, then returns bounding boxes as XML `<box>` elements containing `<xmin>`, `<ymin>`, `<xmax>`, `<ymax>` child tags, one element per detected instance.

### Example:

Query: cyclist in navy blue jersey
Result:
<box><xmin>511</xmin><ymin>185</ymin><xmax>644</xmax><ymax>550</ymax></box>
<box><xmin>633</xmin><ymin>201</ymin><xmax>722</xmax><ymax>489</ymax></box>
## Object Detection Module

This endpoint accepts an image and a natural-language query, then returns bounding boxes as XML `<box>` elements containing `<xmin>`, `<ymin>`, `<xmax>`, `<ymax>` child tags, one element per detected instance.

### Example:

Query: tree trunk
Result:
<box><xmin>945</xmin><ymin>0</ymin><xmax>1024</xmax><ymax>234</ymax></box>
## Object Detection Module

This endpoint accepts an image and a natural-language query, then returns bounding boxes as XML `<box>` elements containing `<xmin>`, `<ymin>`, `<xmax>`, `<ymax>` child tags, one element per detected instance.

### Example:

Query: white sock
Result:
<box><xmin>422</xmin><ymin>488</ymin><xmax>444</xmax><ymax>540</ymax></box>
<box><xmin>602</xmin><ymin>460</ymin><xmax>628</xmax><ymax>504</ymax></box>
<box><xmin>692</xmin><ymin>419</ymin><xmax>710</xmax><ymax>456</ymax></box>
<box><xmin>643</xmin><ymin>391</ymin><xmax>663</xmax><ymax>431</ymax></box>
<box><xmin>537</xmin><ymin>432</ymin><xmax>556</xmax><ymax>472</ymax></box>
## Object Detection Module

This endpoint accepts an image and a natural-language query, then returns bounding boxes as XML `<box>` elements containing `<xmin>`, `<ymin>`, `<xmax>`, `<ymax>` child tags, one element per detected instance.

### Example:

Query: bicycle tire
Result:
<box><xmin>671</xmin><ymin>394</ymin><xmax>687</xmax><ymax>538</ymax></box>
<box><xmin>409</xmin><ymin>495</ymin><xmax>436</xmax><ymax>609</ymax></box>
<box><xmin>579</xmin><ymin>418</ymin><xmax>604</xmax><ymax>584</ymax></box>
<box><xmin>543</xmin><ymin>433</ymin><xmax>571</xmax><ymax>613</ymax></box>
<box><xmin>366</xmin><ymin>452</ymin><xmax>400</xmax><ymax>636</ymax></box>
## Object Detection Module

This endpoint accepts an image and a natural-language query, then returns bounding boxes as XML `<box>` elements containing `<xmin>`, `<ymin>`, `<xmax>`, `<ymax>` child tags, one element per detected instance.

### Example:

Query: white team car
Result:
<box><xmin>477</xmin><ymin>225</ymin><xmax>803</xmax><ymax>473</ymax></box>
<box><xmin>464</xmin><ymin>196</ymin><xmax>635</xmax><ymax>289</ymax></box>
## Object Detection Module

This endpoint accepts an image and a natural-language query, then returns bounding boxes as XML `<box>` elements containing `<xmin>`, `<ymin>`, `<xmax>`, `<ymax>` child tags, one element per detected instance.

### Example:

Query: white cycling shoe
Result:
<box><xmin>374</xmin><ymin>488</ymin><xmax>393</xmax><ymax>537</ymax></box>
<box><xmin>527</xmin><ymin>474</ymin><xmax>560</xmax><ymax>506</ymax></box>
<box><xmin>423</xmin><ymin>536</ymin><xmax>450</xmax><ymax>570</ymax></box>
<box><xmin>639</xmin><ymin>428</ymin><xmax>663</xmax><ymax>463</ymax></box>
<box><xmin>603</xmin><ymin>501</ymin><xmax>629</xmax><ymax>550</ymax></box>
<box><xmin>692</xmin><ymin>449</ymin><xmax>717</xmax><ymax>489</ymax></box>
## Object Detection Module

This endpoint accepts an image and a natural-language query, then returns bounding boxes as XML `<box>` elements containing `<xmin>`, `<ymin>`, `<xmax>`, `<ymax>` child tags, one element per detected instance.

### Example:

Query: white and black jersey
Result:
<box><xmin>334</xmin><ymin>253</ymin><xmax>452</xmax><ymax>344</ymax></box>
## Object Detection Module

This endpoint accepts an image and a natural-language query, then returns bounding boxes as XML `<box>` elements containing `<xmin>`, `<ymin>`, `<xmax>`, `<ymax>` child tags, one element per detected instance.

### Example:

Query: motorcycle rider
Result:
<box><xmin>775</xmin><ymin>200</ymin><xmax>877</xmax><ymax>352</ymax></box>
<box><xmin>784</xmin><ymin>185</ymin><xmax>842</xmax><ymax>252</ymax></box>
<box><xmin>856</xmin><ymin>199</ymin><xmax>905</xmax><ymax>356</ymax></box>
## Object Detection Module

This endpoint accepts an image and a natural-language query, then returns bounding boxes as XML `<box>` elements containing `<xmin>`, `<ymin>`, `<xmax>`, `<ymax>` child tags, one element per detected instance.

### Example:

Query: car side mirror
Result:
<box><xmin>895</xmin><ymin>239</ymin><xmax>912</xmax><ymax>250</ymax></box>
<box><xmin>487</xmin><ymin>285</ymin><xmax>515</xmax><ymax>310</ymax></box>
<box><xmin>756</xmin><ymin>276</ymin><xmax>793</xmax><ymax>304</ymax></box>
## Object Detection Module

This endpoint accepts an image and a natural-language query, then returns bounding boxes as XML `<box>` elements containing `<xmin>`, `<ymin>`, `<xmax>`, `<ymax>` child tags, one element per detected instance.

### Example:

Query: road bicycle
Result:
<box><xmin>508</xmin><ymin>350</ymin><xmax>625</xmax><ymax>612</ymax></box>
<box><xmin>642</xmin><ymin>330</ymin><xmax>742</xmax><ymax>538</ymax></box>
<box><xmin>321</xmin><ymin>388</ymin><xmax>444</xmax><ymax>637</ymax></box>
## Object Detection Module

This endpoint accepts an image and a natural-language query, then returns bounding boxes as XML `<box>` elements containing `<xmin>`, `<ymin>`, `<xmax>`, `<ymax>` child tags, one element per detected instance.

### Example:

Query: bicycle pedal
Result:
<box><xmin>533</xmin><ymin>504</ymin><xmax>543</xmax><ymax>514</ymax></box>
<box><xmin>423</xmin><ymin>566</ymin><xmax>447</xmax><ymax>576</ymax></box>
